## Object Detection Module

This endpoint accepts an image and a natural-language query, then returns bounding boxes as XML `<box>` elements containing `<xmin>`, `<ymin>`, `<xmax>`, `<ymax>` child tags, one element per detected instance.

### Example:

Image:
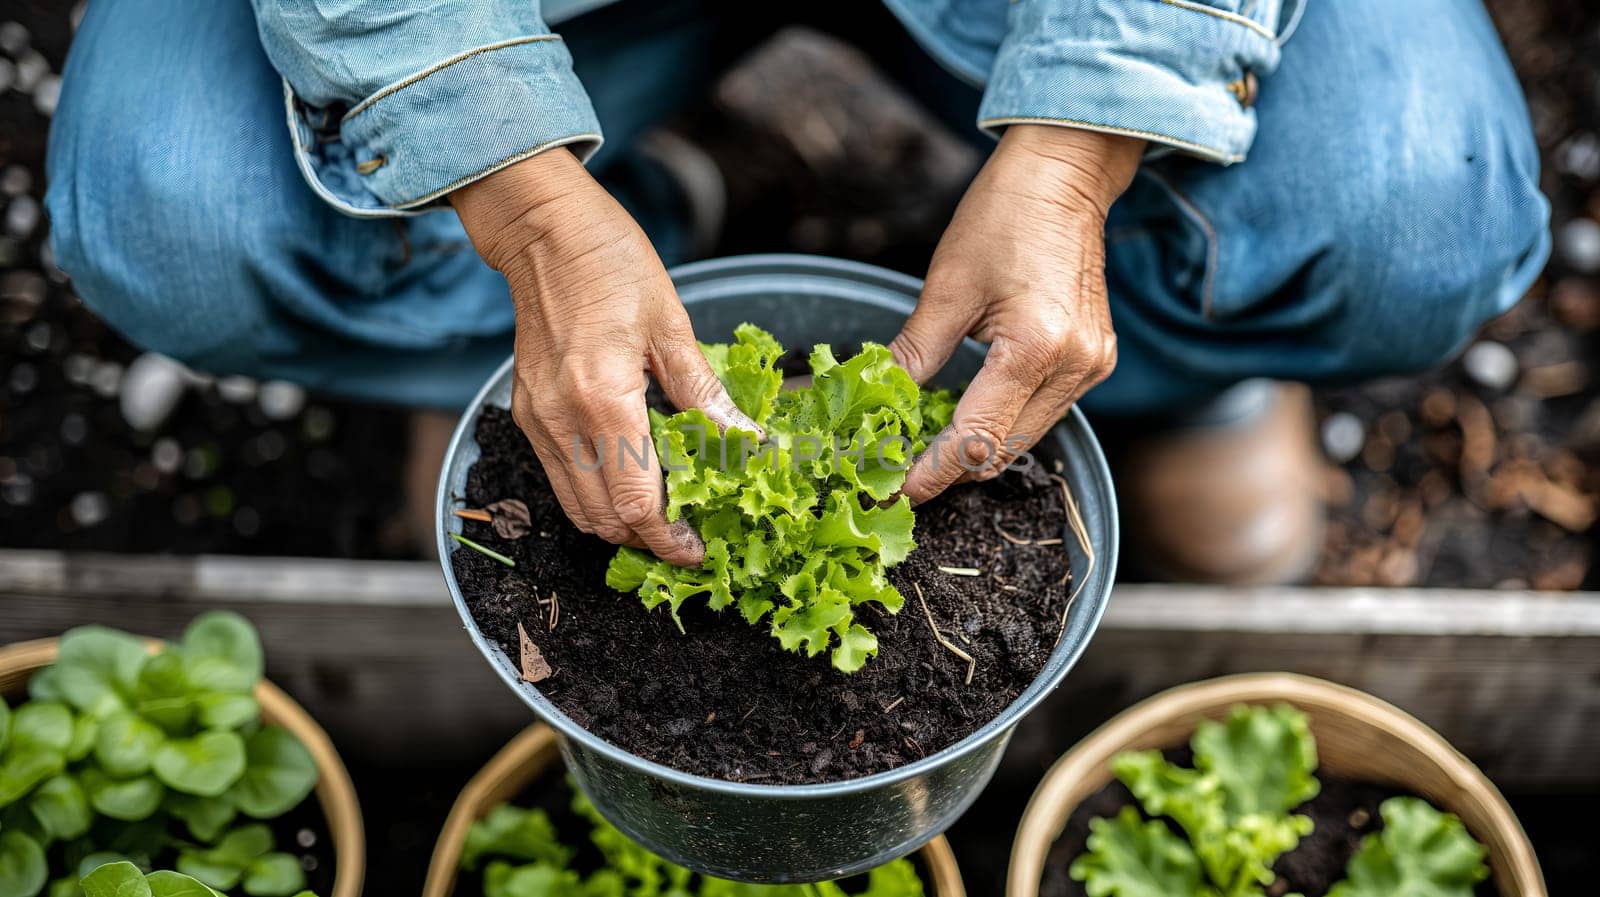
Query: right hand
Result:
<box><xmin>451</xmin><ymin>149</ymin><xmax>759</xmax><ymax>567</ymax></box>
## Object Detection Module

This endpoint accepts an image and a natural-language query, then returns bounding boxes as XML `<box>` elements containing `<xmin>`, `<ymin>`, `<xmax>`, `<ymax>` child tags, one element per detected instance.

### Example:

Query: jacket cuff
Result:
<box><xmin>977</xmin><ymin>0</ymin><xmax>1289</xmax><ymax>165</ymax></box>
<box><xmin>286</xmin><ymin>35</ymin><xmax>603</xmax><ymax>217</ymax></box>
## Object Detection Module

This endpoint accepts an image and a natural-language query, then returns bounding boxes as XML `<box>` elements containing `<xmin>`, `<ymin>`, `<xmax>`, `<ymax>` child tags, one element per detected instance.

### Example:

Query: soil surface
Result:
<box><xmin>452</xmin><ymin>405</ymin><xmax>1073</xmax><ymax>784</ymax></box>
<box><xmin>1039</xmin><ymin>768</ymin><xmax>1501</xmax><ymax>897</ymax></box>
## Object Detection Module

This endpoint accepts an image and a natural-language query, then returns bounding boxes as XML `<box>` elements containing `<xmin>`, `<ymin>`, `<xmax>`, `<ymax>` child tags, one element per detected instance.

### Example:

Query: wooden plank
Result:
<box><xmin>1</xmin><ymin>551</ymin><xmax>1596</xmax><ymax>786</ymax></box>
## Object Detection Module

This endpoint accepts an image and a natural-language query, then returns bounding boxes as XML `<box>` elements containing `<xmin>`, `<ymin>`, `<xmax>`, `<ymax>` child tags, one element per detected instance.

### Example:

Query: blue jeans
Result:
<box><xmin>46</xmin><ymin>0</ymin><xmax>1549</xmax><ymax>415</ymax></box>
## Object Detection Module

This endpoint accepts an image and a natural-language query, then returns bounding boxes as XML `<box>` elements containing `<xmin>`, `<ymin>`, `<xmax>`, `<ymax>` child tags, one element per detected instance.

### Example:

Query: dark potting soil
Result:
<box><xmin>1037</xmin><ymin>770</ymin><xmax>1502</xmax><ymax>897</ymax></box>
<box><xmin>451</xmin><ymin>405</ymin><xmax>1073</xmax><ymax>785</ymax></box>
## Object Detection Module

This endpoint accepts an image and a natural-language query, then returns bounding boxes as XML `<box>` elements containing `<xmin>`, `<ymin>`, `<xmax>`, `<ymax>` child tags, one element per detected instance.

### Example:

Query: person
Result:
<box><xmin>45</xmin><ymin>0</ymin><xmax>1548</xmax><ymax>583</ymax></box>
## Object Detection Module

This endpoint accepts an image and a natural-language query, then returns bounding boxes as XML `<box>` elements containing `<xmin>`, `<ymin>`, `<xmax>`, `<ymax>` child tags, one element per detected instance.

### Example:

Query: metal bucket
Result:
<box><xmin>436</xmin><ymin>254</ymin><xmax>1119</xmax><ymax>883</ymax></box>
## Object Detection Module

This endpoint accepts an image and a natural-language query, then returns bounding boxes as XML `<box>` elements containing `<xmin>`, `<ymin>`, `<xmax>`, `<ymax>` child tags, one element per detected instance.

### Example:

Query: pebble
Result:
<box><xmin>0</xmin><ymin>165</ymin><xmax>31</xmax><ymax>197</ymax></box>
<box><xmin>59</xmin><ymin>412</ymin><xmax>88</xmax><ymax>446</ymax></box>
<box><xmin>121</xmin><ymin>352</ymin><xmax>191</xmax><ymax>431</ymax></box>
<box><xmin>0</xmin><ymin>21</ymin><xmax>28</xmax><ymax>56</ymax></box>
<box><xmin>23</xmin><ymin>322</ymin><xmax>50</xmax><ymax>353</ymax></box>
<box><xmin>5</xmin><ymin>194</ymin><xmax>40</xmax><ymax>239</ymax></box>
<box><xmin>258</xmin><ymin>380</ymin><xmax>306</xmax><ymax>421</ymax></box>
<box><xmin>33</xmin><ymin>74</ymin><xmax>61</xmax><ymax>116</ymax></box>
<box><xmin>1556</xmin><ymin>133</ymin><xmax>1600</xmax><ymax>181</ymax></box>
<box><xmin>3</xmin><ymin>472</ymin><xmax>34</xmax><ymax>506</ymax></box>
<box><xmin>151</xmin><ymin>438</ymin><xmax>183</xmax><ymax>475</ymax></box>
<box><xmin>295</xmin><ymin>829</ymin><xmax>316</xmax><ymax>849</ymax></box>
<box><xmin>216</xmin><ymin>375</ymin><xmax>258</xmax><ymax>404</ymax></box>
<box><xmin>62</xmin><ymin>353</ymin><xmax>94</xmax><ymax>386</ymax></box>
<box><xmin>13</xmin><ymin>50</ymin><xmax>47</xmax><ymax>93</ymax></box>
<box><xmin>1462</xmin><ymin>341</ymin><xmax>1519</xmax><ymax>391</ymax></box>
<box><xmin>9</xmin><ymin>363</ymin><xmax>36</xmax><ymax>394</ymax></box>
<box><xmin>70</xmin><ymin>491</ymin><xmax>110</xmax><ymax>528</ymax></box>
<box><xmin>1320</xmin><ymin>412</ymin><xmax>1366</xmax><ymax>464</ymax></box>
<box><xmin>1558</xmin><ymin>217</ymin><xmax>1600</xmax><ymax>274</ymax></box>
<box><xmin>89</xmin><ymin>360</ymin><xmax>124</xmax><ymax>399</ymax></box>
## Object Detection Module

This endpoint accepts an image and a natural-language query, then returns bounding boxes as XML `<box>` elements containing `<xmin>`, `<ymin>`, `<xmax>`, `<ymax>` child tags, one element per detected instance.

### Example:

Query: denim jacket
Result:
<box><xmin>250</xmin><ymin>0</ymin><xmax>1305</xmax><ymax>217</ymax></box>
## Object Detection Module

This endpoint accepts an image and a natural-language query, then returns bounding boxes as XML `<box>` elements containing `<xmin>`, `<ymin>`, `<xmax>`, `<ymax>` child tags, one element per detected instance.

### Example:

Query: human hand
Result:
<box><xmin>890</xmin><ymin>125</ymin><xmax>1144</xmax><ymax>504</ymax></box>
<box><xmin>451</xmin><ymin>150</ymin><xmax>759</xmax><ymax>566</ymax></box>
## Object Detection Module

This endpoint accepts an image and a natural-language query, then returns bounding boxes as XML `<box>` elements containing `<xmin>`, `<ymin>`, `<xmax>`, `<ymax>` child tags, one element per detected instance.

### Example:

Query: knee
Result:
<box><xmin>1326</xmin><ymin>111</ymin><xmax>1550</xmax><ymax>375</ymax></box>
<box><xmin>46</xmin><ymin>112</ymin><xmax>272</xmax><ymax>371</ymax></box>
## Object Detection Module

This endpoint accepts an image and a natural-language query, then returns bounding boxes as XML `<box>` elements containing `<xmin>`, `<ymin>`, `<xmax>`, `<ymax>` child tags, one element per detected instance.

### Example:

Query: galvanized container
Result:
<box><xmin>437</xmin><ymin>255</ymin><xmax>1119</xmax><ymax>883</ymax></box>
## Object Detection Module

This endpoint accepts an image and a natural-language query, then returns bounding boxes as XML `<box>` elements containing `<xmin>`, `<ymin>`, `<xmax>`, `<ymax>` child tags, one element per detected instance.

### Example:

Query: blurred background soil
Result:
<box><xmin>1</xmin><ymin>0</ymin><xmax>1596</xmax><ymax>586</ymax></box>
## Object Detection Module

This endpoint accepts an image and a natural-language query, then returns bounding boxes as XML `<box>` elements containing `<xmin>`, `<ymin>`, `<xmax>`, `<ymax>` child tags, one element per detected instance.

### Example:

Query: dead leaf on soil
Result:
<box><xmin>518</xmin><ymin>622</ymin><xmax>553</xmax><ymax>683</ymax></box>
<box><xmin>487</xmin><ymin>498</ymin><xmax>533</xmax><ymax>539</ymax></box>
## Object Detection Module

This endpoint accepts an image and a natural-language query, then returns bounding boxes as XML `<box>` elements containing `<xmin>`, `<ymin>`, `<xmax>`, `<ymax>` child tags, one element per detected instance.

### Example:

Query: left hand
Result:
<box><xmin>891</xmin><ymin>125</ymin><xmax>1145</xmax><ymax>504</ymax></box>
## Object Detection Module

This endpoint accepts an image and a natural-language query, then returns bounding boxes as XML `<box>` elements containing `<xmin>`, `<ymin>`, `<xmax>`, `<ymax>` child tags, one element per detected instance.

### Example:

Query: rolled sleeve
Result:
<box><xmin>977</xmin><ymin>0</ymin><xmax>1300</xmax><ymax>165</ymax></box>
<box><xmin>253</xmin><ymin>2</ymin><xmax>602</xmax><ymax>217</ymax></box>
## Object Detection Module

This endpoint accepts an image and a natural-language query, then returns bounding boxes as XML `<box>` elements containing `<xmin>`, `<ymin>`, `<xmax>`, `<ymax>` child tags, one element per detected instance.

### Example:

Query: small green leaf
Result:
<box><xmin>94</xmin><ymin>714</ymin><xmax>166</xmax><ymax>778</ymax></box>
<box><xmin>0</xmin><ymin>750</ymin><xmax>65</xmax><ymax>807</ymax></box>
<box><xmin>0</xmin><ymin>830</ymin><xmax>48</xmax><ymax>897</ymax></box>
<box><xmin>153</xmin><ymin>732</ymin><xmax>246</xmax><ymax>797</ymax></box>
<box><xmin>10</xmin><ymin>705</ymin><xmax>73</xmax><ymax>754</ymax></box>
<box><xmin>73</xmin><ymin>856</ymin><xmax>133</xmax><ymax>882</ymax></box>
<box><xmin>228</xmin><ymin>729</ymin><xmax>316</xmax><ymax>819</ymax></box>
<box><xmin>194</xmin><ymin>695</ymin><xmax>258</xmax><ymax>732</ymax></box>
<box><xmin>176</xmin><ymin>825</ymin><xmax>273</xmax><ymax>892</ymax></box>
<box><xmin>45</xmin><ymin>876</ymin><xmax>79</xmax><ymax>897</ymax></box>
<box><xmin>27</xmin><ymin>775</ymin><xmax>91</xmax><ymax>841</ymax></box>
<box><xmin>1193</xmin><ymin>704</ymin><xmax>1320</xmax><ymax>817</ymax></box>
<box><xmin>54</xmin><ymin>628</ymin><xmax>148</xmax><ymax>718</ymax></box>
<box><xmin>132</xmin><ymin>653</ymin><xmax>197</xmax><ymax>734</ymax></box>
<box><xmin>79</xmin><ymin>862</ymin><xmax>152</xmax><ymax>897</ymax></box>
<box><xmin>163</xmin><ymin>792</ymin><xmax>237</xmax><ymax>843</ymax></box>
<box><xmin>65</xmin><ymin>717</ymin><xmax>97</xmax><ymax>763</ymax></box>
<box><xmin>1328</xmin><ymin>797</ymin><xmax>1488</xmax><ymax>897</ymax></box>
<box><xmin>1068</xmin><ymin>806</ymin><xmax>1206</xmax><ymax>897</ymax></box>
<box><xmin>180</xmin><ymin>613</ymin><xmax>263</xmax><ymax>695</ymax></box>
<box><xmin>240</xmin><ymin>855</ymin><xmax>304</xmax><ymax>897</ymax></box>
<box><xmin>460</xmin><ymin>804</ymin><xmax>572</xmax><ymax>871</ymax></box>
<box><xmin>80</xmin><ymin>770</ymin><xmax>164</xmax><ymax>822</ymax></box>
<box><xmin>145</xmin><ymin>872</ymin><xmax>225</xmax><ymax>897</ymax></box>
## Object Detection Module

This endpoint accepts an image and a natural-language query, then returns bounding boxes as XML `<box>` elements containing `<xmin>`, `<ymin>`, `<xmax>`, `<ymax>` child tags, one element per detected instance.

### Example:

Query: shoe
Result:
<box><xmin>1117</xmin><ymin>381</ymin><xmax>1324</xmax><ymax>584</ymax></box>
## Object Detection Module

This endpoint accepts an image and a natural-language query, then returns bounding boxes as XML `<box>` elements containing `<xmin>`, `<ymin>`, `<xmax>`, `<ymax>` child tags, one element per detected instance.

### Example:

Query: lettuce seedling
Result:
<box><xmin>1069</xmin><ymin>704</ymin><xmax>1490</xmax><ymax>897</ymax></box>
<box><xmin>460</xmin><ymin>779</ymin><xmax>924</xmax><ymax>897</ymax></box>
<box><xmin>0</xmin><ymin>613</ymin><xmax>320</xmax><ymax>897</ymax></box>
<box><xmin>606</xmin><ymin>325</ymin><xmax>956</xmax><ymax>673</ymax></box>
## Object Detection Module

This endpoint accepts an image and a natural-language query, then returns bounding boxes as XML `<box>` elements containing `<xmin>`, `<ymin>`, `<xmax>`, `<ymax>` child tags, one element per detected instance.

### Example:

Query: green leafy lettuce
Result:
<box><xmin>605</xmin><ymin>325</ymin><xmax>956</xmax><ymax>673</ymax></box>
<box><xmin>1327</xmin><ymin>798</ymin><xmax>1488</xmax><ymax>897</ymax></box>
<box><xmin>0</xmin><ymin>614</ymin><xmax>320</xmax><ymax>897</ymax></box>
<box><xmin>1069</xmin><ymin>704</ymin><xmax>1490</xmax><ymax>897</ymax></box>
<box><xmin>461</xmin><ymin>779</ymin><xmax>922</xmax><ymax>897</ymax></box>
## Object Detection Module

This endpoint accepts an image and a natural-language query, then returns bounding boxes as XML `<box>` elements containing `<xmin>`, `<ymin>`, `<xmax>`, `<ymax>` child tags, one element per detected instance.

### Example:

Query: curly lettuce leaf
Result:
<box><xmin>1113</xmin><ymin>705</ymin><xmax>1317</xmax><ymax>897</ymax></box>
<box><xmin>1327</xmin><ymin>798</ymin><xmax>1488</xmax><ymax>897</ymax></box>
<box><xmin>1069</xmin><ymin>806</ymin><xmax>1211</xmax><ymax>897</ymax></box>
<box><xmin>605</xmin><ymin>326</ymin><xmax>955</xmax><ymax>673</ymax></box>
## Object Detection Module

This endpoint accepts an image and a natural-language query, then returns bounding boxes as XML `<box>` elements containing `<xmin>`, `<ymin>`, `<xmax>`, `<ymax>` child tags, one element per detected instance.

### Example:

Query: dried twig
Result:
<box><xmin>913</xmin><ymin>582</ymin><xmax>975</xmax><ymax>685</ymax></box>
<box><xmin>548</xmin><ymin>590</ymin><xmax>561</xmax><ymax>632</ymax></box>
<box><xmin>937</xmin><ymin>565</ymin><xmax>981</xmax><ymax>577</ymax></box>
<box><xmin>452</xmin><ymin>508</ymin><xmax>492</xmax><ymax>523</ymax></box>
<box><xmin>450</xmin><ymin>532</ymin><xmax>515</xmax><ymax>567</ymax></box>
<box><xmin>1047</xmin><ymin>473</ymin><xmax>1096</xmax><ymax>639</ymax></box>
<box><xmin>994</xmin><ymin>521</ymin><xmax>1032</xmax><ymax>545</ymax></box>
<box><xmin>882</xmin><ymin>696</ymin><xmax>905</xmax><ymax>713</ymax></box>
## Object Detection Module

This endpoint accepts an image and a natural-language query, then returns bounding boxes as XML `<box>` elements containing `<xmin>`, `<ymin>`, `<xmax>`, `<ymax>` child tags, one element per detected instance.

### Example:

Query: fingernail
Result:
<box><xmin>707</xmin><ymin>392</ymin><xmax>765</xmax><ymax>441</ymax></box>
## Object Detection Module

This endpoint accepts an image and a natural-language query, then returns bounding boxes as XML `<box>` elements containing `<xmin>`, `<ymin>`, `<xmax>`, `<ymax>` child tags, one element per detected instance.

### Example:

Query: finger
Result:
<box><xmin>970</xmin><ymin>376</ymin><xmax>1079</xmax><ymax>482</ymax></box>
<box><xmin>590</xmin><ymin>396</ymin><xmax>707</xmax><ymax>567</ymax></box>
<box><xmin>649</xmin><ymin>305</ymin><xmax>764</xmax><ymax>439</ymax></box>
<box><xmin>902</xmin><ymin>338</ymin><xmax>1047</xmax><ymax>504</ymax></box>
<box><xmin>513</xmin><ymin>400</ymin><xmax>594</xmax><ymax>534</ymax></box>
<box><xmin>889</xmin><ymin>282</ymin><xmax>979</xmax><ymax>385</ymax></box>
<box><xmin>562</xmin><ymin>429</ymin><xmax>643</xmax><ymax>548</ymax></box>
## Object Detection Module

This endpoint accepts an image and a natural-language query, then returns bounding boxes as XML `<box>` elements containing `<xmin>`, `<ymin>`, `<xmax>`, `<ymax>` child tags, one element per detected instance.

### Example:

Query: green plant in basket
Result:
<box><xmin>0</xmin><ymin>614</ymin><xmax>321</xmax><ymax>897</ymax></box>
<box><xmin>606</xmin><ymin>324</ymin><xmax>957</xmax><ymax>673</ymax></box>
<box><xmin>461</xmin><ymin>779</ymin><xmax>924</xmax><ymax>897</ymax></box>
<box><xmin>1070</xmin><ymin>704</ymin><xmax>1490</xmax><ymax>897</ymax></box>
